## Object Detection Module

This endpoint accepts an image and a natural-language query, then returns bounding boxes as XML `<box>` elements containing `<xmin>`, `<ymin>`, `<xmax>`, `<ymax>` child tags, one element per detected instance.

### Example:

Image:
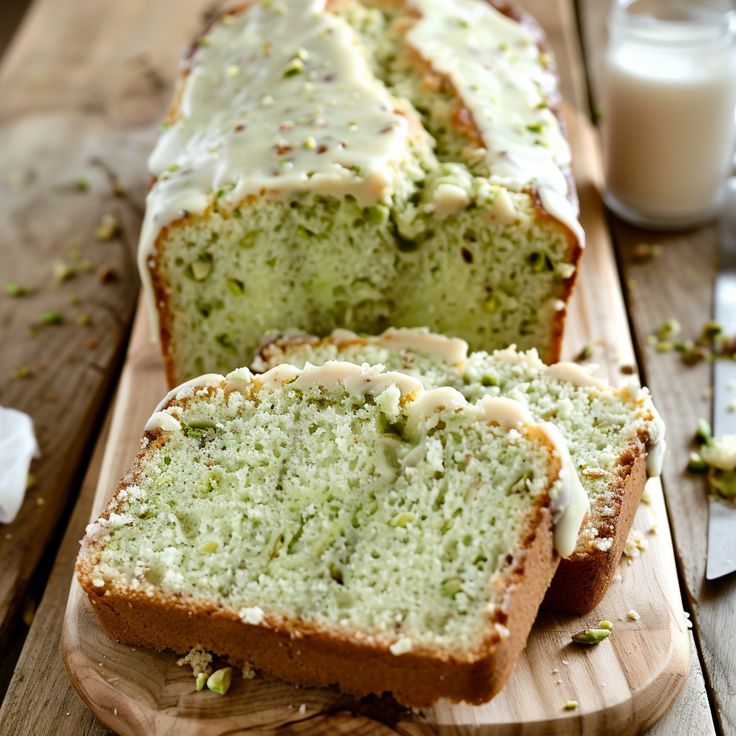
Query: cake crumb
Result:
<box><xmin>298</xmin><ymin>703</ymin><xmax>307</xmax><ymax>715</ymax></box>
<box><xmin>239</xmin><ymin>606</ymin><xmax>265</xmax><ymax>625</ymax></box>
<box><xmin>242</xmin><ymin>663</ymin><xmax>256</xmax><ymax>679</ymax></box>
<box><xmin>95</xmin><ymin>213</ymin><xmax>121</xmax><ymax>241</ymax></box>
<box><xmin>627</xmin><ymin>609</ymin><xmax>641</xmax><ymax>622</ymax></box>
<box><xmin>389</xmin><ymin>637</ymin><xmax>413</xmax><ymax>656</ymax></box>
<box><xmin>177</xmin><ymin>646</ymin><xmax>213</xmax><ymax>677</ymax></box>
<box><xmin>623</xmin><ymin>530</ymin><xmax>648</xmax><ymax>559</ymax></box>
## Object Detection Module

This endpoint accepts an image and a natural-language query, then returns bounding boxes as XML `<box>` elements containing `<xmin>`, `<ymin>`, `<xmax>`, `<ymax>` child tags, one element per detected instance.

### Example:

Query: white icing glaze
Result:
<box><xmin>138</xmin><ymin>0</ymin><xmax>413</xmax><ymax>335</ymax></box>
<box><xmin>225</xmin><ymin>366</ymin><xmax>255</xmax><ymax>391</ymax></box>
<box><xmin>539</xmin><ymin>186</ymin><xmax>586</xmax><ymax>248</ymax></box>
<box><xmin>546</xmin><ymin>361</ymin><xmax>607</xmax><ymax>388</ymax></box>
<box><xmin>406</xmin><ymin>0</ymin><xmax>578</xmax><ymax>230</ymax></box>
<box><xmin>153</xmin><ymin>374</ymin><xmax>225</xmax><ymax>413</ymax></box>
<box><xmin>475</xmin><ymin>395</ymin><xmax>532</xmax><ymax>429</ymax></box>
<box><xmin>329</xmin><ymin>327</ymin><xmax>468</xmax><ymax>368</ymax></box>
<box><xmin>538</xmin><ymin>420</ymin><xmax>589</xmax><ymax>557</ymax></box>
<box><xmin>380</xmin><ymin>328</ymin><xmax>468</xmax><ymax>369</ymax></box>
<box><xmin>645</xmin><ymin>401</ymin><xmax>666</xmax><ymax>478</ymax></box>
<box><xmin>254</xmin><ymin>363</ymin><xmax>301</xmax><ymax>389</ymax></box>
<box><xmin>145</xmin><ymin>411</ymin><xmax>183</xmax><ymax>433</ymax></box>
<box><xmin>292</xmin><ymin>360</ymin><xmax>423</xmax><ymax>398</ymax></box>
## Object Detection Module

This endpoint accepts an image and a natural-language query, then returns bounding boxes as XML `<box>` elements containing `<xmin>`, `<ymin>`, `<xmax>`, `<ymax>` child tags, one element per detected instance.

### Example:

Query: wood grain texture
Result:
<box><xmin>576</xmin><ymin>1</ymin><xmax>733</xmax><ymax>732</ymax></box>
<box><xmin>0</xmin><ymin>0</ymin><xmax>213</xmax><ymax>652</ymax></box>
<box><xmin>0</xmin><ymin>414</ymin><xmax>115</xmax><ymax>736</ymax></box>
<box><xmin>60</xmin><ymin>111</ymin><xmax>690</xmax><ymax>735</ymax></box>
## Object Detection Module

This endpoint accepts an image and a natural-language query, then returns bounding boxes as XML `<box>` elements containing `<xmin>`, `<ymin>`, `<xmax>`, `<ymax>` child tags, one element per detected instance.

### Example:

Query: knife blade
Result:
<box><xmin>708</xmin><ymin>177</ymin><xmax>736</xmax><ymax>580</ymax></box>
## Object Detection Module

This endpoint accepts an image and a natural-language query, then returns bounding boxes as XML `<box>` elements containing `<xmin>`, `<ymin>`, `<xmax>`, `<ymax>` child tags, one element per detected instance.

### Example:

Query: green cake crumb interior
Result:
<box><xmin>91</xmin><ymin>382</ymin><xmax>553</xmax><ymax>651</ymax></box>
<box><xmin>257</xmin><ymin>341</ymin><xmax>649</xmax><ymax>554</ymax></box>
<box><xmin>155</xmin><ymin>0</ymin><xmax>577</xmax><ymax>382</ymax></box>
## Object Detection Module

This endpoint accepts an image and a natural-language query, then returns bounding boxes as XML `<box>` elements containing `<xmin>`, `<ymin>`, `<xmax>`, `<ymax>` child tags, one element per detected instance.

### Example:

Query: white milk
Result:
<box><xmin>602</xmin><ymin>1</ymin><xmax>736</xmax><ymax>229</ymax></box>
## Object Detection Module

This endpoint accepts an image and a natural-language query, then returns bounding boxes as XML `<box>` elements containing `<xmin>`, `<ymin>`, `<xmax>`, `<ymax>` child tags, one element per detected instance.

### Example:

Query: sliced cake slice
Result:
<box><xmin>77</xmin><ymin>362</ymin><xmax>586</xmax><ymax>706</ymax></box>
<box><xmin>254</xmin><ymin>328</ymin><xmax>666</xmax><ymax>613</ymax></box>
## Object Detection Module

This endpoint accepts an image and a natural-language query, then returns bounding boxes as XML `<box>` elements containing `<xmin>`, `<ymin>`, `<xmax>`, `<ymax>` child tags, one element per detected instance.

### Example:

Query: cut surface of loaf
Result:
<box><xmin>77</xmin><ymin>362</ymin><xmax>587</xmax><ymax>706</ymax></box>
<box><xmin>139</xmin><ymin>0</ymin><xmax>584</xmax><ymax>386</ymax></box>
<box><xmin>254</xmin><ymin>328</ymin><xmax>666</xmax><ymax>613</ymax></box>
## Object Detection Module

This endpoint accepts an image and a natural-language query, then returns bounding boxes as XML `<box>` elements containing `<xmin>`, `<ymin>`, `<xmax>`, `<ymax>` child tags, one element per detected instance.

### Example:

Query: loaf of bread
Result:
<box><xmin>76</xmin><ymin>362</ymin><xmax>587</xmax><ymax>706</ymax></box>
<box><xmin>254</xmin><ymin>328</ymin><xmax>666</xmax><ymax>613</ymax></box>
<box><xmin>139</xmin><ymin>0</ymin><xmax>584</xmax><ymax>386</ymax></box>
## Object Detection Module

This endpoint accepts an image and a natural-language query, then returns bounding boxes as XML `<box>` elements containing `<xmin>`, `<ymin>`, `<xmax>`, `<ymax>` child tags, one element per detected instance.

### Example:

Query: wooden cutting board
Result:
<box><xmin>61</xmin><ymin>111</ymin><xmax>690</xmax><ymax>735</ymax></box>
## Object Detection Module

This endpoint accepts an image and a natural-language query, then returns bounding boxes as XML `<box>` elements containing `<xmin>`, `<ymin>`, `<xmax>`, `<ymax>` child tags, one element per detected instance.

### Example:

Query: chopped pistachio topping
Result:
<box><xmin>4</xmin><ymin>282</ymin><xmax>28</xmax><ymax>297</ymax></box>
<box><xmin>53</xmin><ymin>260</ymin><xmax>76</xmax><ymax>282</ymax></box>
<box><xmin>206</xmin><ymin>667</ymin><xmax>233</xmax><ymax>695</ymax></box>
<box><xmin>687</xmin><ymin>452</ymin><xmax>708</xmax><ymax>473</ymax></box>
<box><xmin>695</xmin><ymin>419</ymin><xmax>711</xmax><ymax>445</ymax></box>
<box><xmin>598</xmin><ymin>620</ymin><xmax>613</xmax><ymax>630</ymax></box>
<box><xmin>656</xmin><ymin>319</ymin><xmax>681</xmax><ymax>341</ymax></box>
<box><xmin>283</xmin><ymin>58</ymin><xmax>305</xmax><ymax>77</ymax></box>
<box><xmin>227</xmin><ymin>278</ymin><xmax>245</xmax><ymax>296</ymax></box>
<box><xmin>40</xmin><ymin>310</ymin><xmax>64</xmax><ymax>325</ymax></box>
<box><xmin>11</xmin><ymin>366</ymin><xmax>33</xmax><ymax>380</ymax></box>
<box><xmin>195</xmin><ymin>672</ymin><xmax>207</xmax><ymax>691</ymax></box>
<box><xmin>95</xmin><ymin>214</ymin><xmax>121</xmax><ymax>241</ymax></box>
<box><xmin>563</xmin><ymin>700</ymin><xmax>578</xmax><ymax>711</ymax></box>
<box><xmin>190</xmin><ymin>256</ymin><xmax>213</xmax><ymax>281</ymax></box>
<box><xmin>574</xmin><ymin>343</ymin><xmax>594</xmax><ymax>362</ymax></box>
<box><xmin>701</xmin><ymin>321</ymin><xmax>723</xmax><ymax>342</ymax></box>
<box><xmin>571</xmin><ymin>628</ymin><xmax>611</xmax><ymax>645</ymax></box>
<box><xmin>75</xmin><ymin>177</ymin><xmax>90</xmax><ymax>192</ymax></box>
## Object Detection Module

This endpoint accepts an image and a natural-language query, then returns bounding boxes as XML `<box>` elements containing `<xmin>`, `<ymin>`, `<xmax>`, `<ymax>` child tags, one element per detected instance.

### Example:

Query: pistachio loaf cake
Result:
<box><xmin>77</xmin><ymin>362</ymin><xmax>587</xmax><ymax>706</ymax></box>
<box><xmin>254</xmin><ymin>328</ymin><xmax>666</xmax><ymax>613</ymax></box>
<box><xmin>139</xmin><ymin>0</ymin><xmax>584</xmax><ymax>386</ymax></box>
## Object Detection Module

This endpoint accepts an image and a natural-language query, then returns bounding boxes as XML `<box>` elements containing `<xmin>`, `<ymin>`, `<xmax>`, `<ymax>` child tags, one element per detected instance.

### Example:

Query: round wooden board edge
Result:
<box><xmin>61</xmin><ymin>575</ymin><xmax>691</xmax><ymax>736</ymax></box>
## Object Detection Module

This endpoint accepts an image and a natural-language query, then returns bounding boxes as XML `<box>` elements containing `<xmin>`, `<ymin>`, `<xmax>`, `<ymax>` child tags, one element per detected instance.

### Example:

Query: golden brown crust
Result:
<box><xmin>543</xmin><ymin>441</ymin><xmax>649</xmax><ymax>614</ymax></box>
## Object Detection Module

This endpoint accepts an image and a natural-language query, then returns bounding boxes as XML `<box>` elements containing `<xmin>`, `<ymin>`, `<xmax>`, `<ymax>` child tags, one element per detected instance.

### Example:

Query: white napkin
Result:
<box><xmin>0</xmin><ymin>407</ymin><xmax>40</xmax><ymax>524</ymax></box>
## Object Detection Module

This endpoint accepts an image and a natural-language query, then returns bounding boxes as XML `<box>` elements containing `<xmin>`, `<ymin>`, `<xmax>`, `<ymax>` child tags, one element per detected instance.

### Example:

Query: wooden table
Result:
<box><xmin>0</xmin><ymin>0</ymin><xmax>729</xmax><ymax>734</ymax></box>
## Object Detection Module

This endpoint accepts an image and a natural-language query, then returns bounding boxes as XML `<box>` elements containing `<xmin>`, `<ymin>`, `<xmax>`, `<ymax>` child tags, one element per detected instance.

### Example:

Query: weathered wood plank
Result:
<box><xmin>576</xmin><ymin>1</ymin><xmax>728</xmax><ymax>733</ymax></box>
<box><xmin>0</xmin><ymin>0</ymin><xmax>222</xmax><ymax>660</ymax></box>
<box><xmin>0</xmin><ymin>412</ymin><xmax>114</xmax><ymax>736</ymax></box>
<box><xmin>0</xmin><ymin>1</ymin><xmax>29</xmax><ymax>61</ymax></box>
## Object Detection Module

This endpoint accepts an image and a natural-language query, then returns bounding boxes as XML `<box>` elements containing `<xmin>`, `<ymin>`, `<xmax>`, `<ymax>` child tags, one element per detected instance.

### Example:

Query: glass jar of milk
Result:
<box><xmin>603</xmin><ymin>0</ymin><xmax>736</xmax><ymax>229</ymax></box>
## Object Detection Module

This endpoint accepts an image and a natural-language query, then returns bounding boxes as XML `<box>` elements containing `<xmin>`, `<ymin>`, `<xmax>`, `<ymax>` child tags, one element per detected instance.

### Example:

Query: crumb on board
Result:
<box><xmin>177</xmin><ymin>646</ymin><xmax>213</xmax><ymax>677</ymax></box>
<box><xmin>627</xmin><ymin>609</ymin><xmax>641</xmax><ymax>622</ymax></box>
<box><xmin>95</xmin><ymin>213</ymin><xmax>121</xmax><ymax>241</ymax></box>
<box><xmin>623</xmin><ymin>529</ymin><xmax>648</xmax><ymax>560</ymax></box>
